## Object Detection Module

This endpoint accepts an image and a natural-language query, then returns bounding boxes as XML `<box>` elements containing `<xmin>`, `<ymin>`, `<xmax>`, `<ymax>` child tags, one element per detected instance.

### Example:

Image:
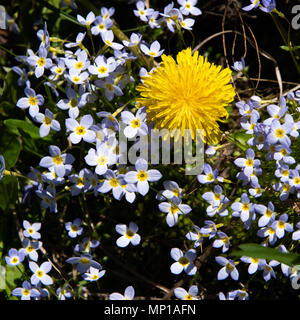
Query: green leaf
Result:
<box><xmin>0</xmin><ymin>175</ymin><xmax>18</xmax><ymax>211</ymax></box>
<box><xmin>280</xmin><ymin>45</ymin><xmax>290</xmax><ymax>52</ymax></box>
<box><xmin>227</xmin><ymin>131</ymin><xmax>249</xmax><ymax>151</ymax></box>
<box><xmin>232</xmin><ymin>243</ymin><xmax>300</xmax><ymax>267</ymax></box>
<box><xmin>4</xmin><ymin>119</ymin><xmax>40</xmax><ymax>140</ymax></box>
<box><xmin>0</xmin><ymin>131</ymin><xmax>22</xmax><ymax>169</ymax></box>
<box><xmin>5</xmin><ymin>264</ymin><xmax>24</xmax><ymax>296</ymax></box>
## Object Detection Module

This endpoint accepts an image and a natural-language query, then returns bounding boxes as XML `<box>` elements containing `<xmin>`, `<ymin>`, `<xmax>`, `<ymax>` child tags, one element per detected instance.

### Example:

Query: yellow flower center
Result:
<box><xmin>275</xmin><ymin>128</ymin><xmax>285</xmax><ymax>138</ymax></box>
<box><xmin>23</xmin><ymin>289</ymin><xmax>30</xmax><ymax>296</ymax></box>
<box><xmin>282</xmin><ymin>169</ymin><xmax>289</xmax><ymax>176</ymax></box>
<box><xmin>37</xmin><ymin>270</ymin><xmax>44</xmax><ymax>278</ymax></box>
<box><xmin>27</xmin><ymin>246</ymin><xmax>34</xmax><ymax>253</ymax></box>
<box><xmin>245</xmin><ymin>159</ymin><xmax>254</xmax><ymax>167</ymax></box>
<box><xmin>105</xmin><ymin>83</ymin><xmax>114</xmax><ymax>91</ymax></box>
<box><xmin>251</xmin><ymin>258</ymin><xmax>259</xmax><ymax>264</ymax></box>
<box><xmin>76</xmin><ymin>126</ymin><xmax>86</xmax><ymax>135</ymax></box>
<box><xmin>242</xmin><ymin>203</ymin><xmax>249</xmax><ymax>211</ymax></box>
<box><xmin>53</xmin><ymin>155</ymin><xmax>63</xmax><ymax>165</ymax></box>
<box><xmin>37</xmin><ymin>57</ymin><xmax>46</xmax><ymax>67</ymax></box>
<box><xmin>278</xmin><ymin>221</ymin><xmax>285</xmax><ymax>229</ymax></box>
<box><xmin>206</xmin><ymin>173</ymin><xmax>214</xmax><ymax>181</ymax></box>
<box><xmin>137</xmin><ymin>170</ymin><xmax>148</xmax><ymax>181</ymax></box>
<box><xmin>11</xmin><ymin>257</ymin><xmax>19</xmax><ymax>264</ymax></box>
<box><xmin>91</xmin><ymin>274</ymin><xmax>98</xmax><ymax>280</ymax></box>
<box><xmin>266</xmin><ymin>209</ymin><xmax>273</xmax><ymax>217</ymax></box>
<box><xmin>76</xmin><ymin>177</ymin><xmax>84</xmax><ymax>187</ymax></box>
<box><xmin>71</xmin><ymin>224</ymin><xmax>79</xmax><ymax>232</ymax></box>
<box><xmin>294</xmin><ymin>178</ymin><xmax>300</xmax><ymax>185</ymax></box>
<box><xmin>75</xmin><ymin>61</ymin><xmax>84</xmax><ymax>69</ymax></box>
<box><xmin>28</xmin><ymin>96</ymin><xmax>38</xmax><ymax>106</ymax></box>
<box><xmin>268</xmin><ymin>228</ymin><xmax>275</xmax><ymax>234</ymax></box>
<box><xmin>178</xmin><ymin>257</ymin><xmax>189</xmax><ymax>266</ymax></box>
<box><xmin>226</xmin><ymin>263</ymin><xmax>234</xmax><ymax>272</ymax></box>
<box><xmin>98</xmin><ymin>66</ymin><xmax>107</xmax><ymax>74</ymax></box>
<box><xmin>109</xmin><ymin>178</ymin><xmax>119</xmax><ymax>188</ymax></box>
<box><xmin>73</xmin><ymin>76</ymin><xmax>81</xmax><ymax>83</ymax></box>
<box><xmin>170</xmin><ymin>205</ymin><xmax>178</xmax><ymax>215</ymax></box>
<box><xmin>43</xmin><ymin>116</ymin><xmax>52</xmax><ymax>125</ymax></box>
<box><xmin>125</xmin><ymin>230</ymin><xmax>134</xmax><ymax>238</ymax></box>
<box><xmin>185</xmin><ymin>294</ymin><xmax>192</xmax><ymax>300</ymax></box>
<box><xmin>98</xmin><ymin>156</ymin><xmax>107</xmax><ymax>165</ymax></box>
<box><xmin>214</xmin><ymin>193</ymin><xmax>221</xmax><ymax>201</ymax></box>
<box><xmin>283</xmin><ymin>184</ymin><xmax>290</xmax><ymax>192</ymax></box>
<box><xmin>70</xmin><ymin>98</ymin><xmax>78</xmax><ymax>108</ymax></box>
<box><xmin>131</xmin><ymin>119</ymin><xmax>141</xmax><ymax>128</ymax></box>
<box><xmin>56</xmin><ymin>67</ymin><xmax>63</xmax><ymax>74</ymax></box>
<box><xmin>80</xmin><ymin>258</ymin><xmax>90</xmax><ymax>264</ymax></box>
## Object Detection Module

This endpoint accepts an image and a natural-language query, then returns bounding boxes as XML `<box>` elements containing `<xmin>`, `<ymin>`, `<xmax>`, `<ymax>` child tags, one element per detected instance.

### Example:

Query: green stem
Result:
<box><xmin>270</xmin><ymin>13</ymin><xmax>300</xmax><ymax>77</ymax></box>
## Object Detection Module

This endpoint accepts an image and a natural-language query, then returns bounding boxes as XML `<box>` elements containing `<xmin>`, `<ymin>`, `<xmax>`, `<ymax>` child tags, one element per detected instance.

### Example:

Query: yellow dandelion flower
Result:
<box><xmin>136</xmin><ymin>48</ymin><xmax>236</xmax><ymax>144</ymax></box>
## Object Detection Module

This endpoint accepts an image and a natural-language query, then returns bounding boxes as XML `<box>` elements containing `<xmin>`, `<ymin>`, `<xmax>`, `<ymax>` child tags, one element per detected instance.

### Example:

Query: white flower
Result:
<box><xmin>156</xmin><ymin>180</ymin><xmax>183</xmax><ymax>201</ymax></box>
<box><xmin>101</xmin><ymin>6</ymin><xmax>115</xmax><ymax>21</ymax></box>
<box><xmin>158</xmin><ymin>198</ymin><xmax>191</xmax><ymax>227</ymax></box>
<box><xmin>115</xmin><ymin>222</ymin><xmax>141</xmax><ymax>247</ymax></box>
<box><xmin>19</xmin><ymin>238</ymin><xmax>42</xmax><ymax>261</ymax></box>
<box><xmin>34</xmin><ymin>108</ymin><xmax>61</xmax><ymax>137</ymax></box>
<box><xmin>124</xmin><ymin>158</ymin><xmax>162</xmax><ymax>196</ymax></box>
<box><xmin>88</xmin><ymin>55</ymin><xmax>116</xmax><ymax>78</ymax></box>
<box><xmin>77</xmin><ymin>12</ymin><xmax>95</xmax><ymax>26</ymax></box>
<box><xmin>216</xmin><ymin>256</ymin><xmax>239</xmax><ymax>281</ymax></box>
<box><xmin>91</xmin><ymin>17</ymin><xmax>113</xmax><ymax>35</ymax></box>
<box><xmin>122</xmin><ymin>33</ymin><xmax>142</xmax><ymax>47</ymax></box>
<box><xmin>83</xmin><ymin>267</ymin><xmax>106</xmax><ymax>281</ymax></box>
<box><xmin>170</xmin><ymin>248</ymin><xmax>197</xmax><ymax>275</ymax></box>
<box><xmin>65</xmin><ymin>218</ymin><xmax>83</xmax><ymax>238</ymax></box>
<box><xmin>140</xmin><ymin>40</ymin><xmax>164</xmax><ymax>57</ymax></box>
<box><xmin>16</xmin><ymin>87</ymin><xmax>44</xmax><ymax>118</ymax></box>
<box><xmin>23</xmin><ymin>220</ymin><xmax>41</xmax><ymax>239</ymax></box>
<box><xmin>179</xmin><ymin>18</ymin><xmax>195</xmax><ymax>30</ymax></box>
<box><xmin>101</xmin><ymin>30</ymin><xmax>123</xmax><ymax>50</ymax></box>
<box><xmin>39</xmin><ymin>145</ymin><xmax>75</xmax><ymax>178</ymax></box>
<box><xmin>95</xmin><ymin>77</ymin><xmax>123</xmax><ymax>101</ymax></box>
<box><xmin>65</xmin><ymin>68</ymin><xmax>89</xmax><ymax>85</ymax></box>
<box><xmin>26</xmin><ymin>46</ymin><xmax>52</xmax><ymax>78</ymax></box>
<box><xmin>121</xmin><ymin>107</ymin><xmax>148</xmax><ymax>138</ymax></box>
<box><xmin>148</xmin><ymin>11</ymin><xmax>160</xmax><ymax>29</ymax></box>
<box><xmin>174</xmin><ymin>285</ymin><xmax>198</xmax><ymax>300</ymax></box>
<box><xmin>65</xmin><ymin>49</ymin><xmax>90</xmax><ymax>73</ymax></box>
<box><xmin>66</xmin><ymin>114</ymin><xmax>96</xmax><ymax>144</ymax></box>
<box><xmin>29</xmin><ymin>261</ymin><xmax>53</xmax><ymax>286</ymax></box>
<box><xmin>65</xmin><ymin>32</ymin><xmax>86</xmax><ymax>48</ymax></box>
<box><xmin>178</xmin><ymin>0</ymin><xmax>202</xmax><ymax>16</ymax></box>
<box><xmin>133</xmin><ymin>1</ymin><xmax>154</xmax><ymax>22</ymax></box>
<box><xmin>84</xmin><ymin>143</ymin><xmax>117</xmax><ymax>175</ymax></box>
<box><xmin>97</xmin><ymin>169</ymin><xmax>125</xmax><ymax>200</ymax></box>
<box><xmin>109</xmin><ymin>286</ymin><xmax>135</xmax><ymax>300</ymax></box>
<box><xmin>57</xmin><ymin>87</ymin><xmax>85</xmax><ymax>119</ymax></box>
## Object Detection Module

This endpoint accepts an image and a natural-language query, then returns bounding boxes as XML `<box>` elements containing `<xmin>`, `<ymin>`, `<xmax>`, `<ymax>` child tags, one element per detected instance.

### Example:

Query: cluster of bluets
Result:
<box><xmin>3</xmin><ymin>0</ymin><xmax>300</xmax><ymax>300</ymax></box>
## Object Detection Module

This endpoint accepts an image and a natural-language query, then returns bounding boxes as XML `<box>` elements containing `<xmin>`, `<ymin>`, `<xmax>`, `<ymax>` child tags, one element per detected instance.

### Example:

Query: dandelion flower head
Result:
<box><xmin>136</xmin><ymin>48</ymin><xmax>236</xmax><ymax>144</ymax></box>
